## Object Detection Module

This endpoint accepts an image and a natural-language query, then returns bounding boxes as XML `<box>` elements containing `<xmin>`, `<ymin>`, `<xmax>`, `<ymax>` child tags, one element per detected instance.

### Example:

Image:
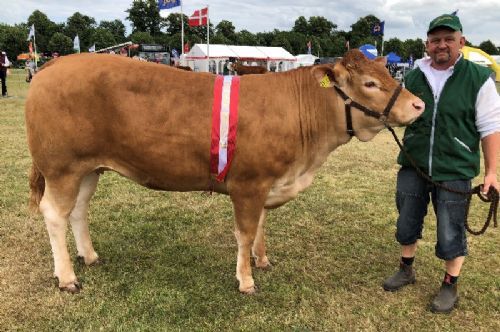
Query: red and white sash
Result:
<box><xmin>210</xmin><ymin>75</ymin><xmax>240</xmax><ymax>182</ymax></box>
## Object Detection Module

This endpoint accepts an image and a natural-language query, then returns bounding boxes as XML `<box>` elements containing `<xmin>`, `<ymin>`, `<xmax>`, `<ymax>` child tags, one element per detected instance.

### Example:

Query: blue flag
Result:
<box><xmin>371</xmin><ymin>21</ymin><xmax>385</xmax><ymax>36</ymax></box>
<box><xmin>171</xmin><ymin>48</ymin><xmax>179</xmax><ymax>59</ymax></box>
<box><xmin>158</xmin><ymin>0</ymin><xmax>181</xmax><ymax>10</ymax></box>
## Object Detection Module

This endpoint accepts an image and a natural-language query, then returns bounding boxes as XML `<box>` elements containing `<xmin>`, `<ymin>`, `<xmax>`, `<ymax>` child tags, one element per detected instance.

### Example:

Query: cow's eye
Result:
<box><xmin>364</xmin><ymin>81</ymin><xmax>376</xmax><ymax>88</ymax></box>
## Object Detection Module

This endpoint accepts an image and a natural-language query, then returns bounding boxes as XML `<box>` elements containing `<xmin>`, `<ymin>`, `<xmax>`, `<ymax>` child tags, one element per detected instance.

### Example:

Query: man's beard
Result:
<box><xmin>434</xmin><ymin>52</ymin><xmax>451</xmax><ymax>64</ymax></box>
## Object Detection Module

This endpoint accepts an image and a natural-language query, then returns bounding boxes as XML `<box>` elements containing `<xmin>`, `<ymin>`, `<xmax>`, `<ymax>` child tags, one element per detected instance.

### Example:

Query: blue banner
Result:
<box><xmin>371</xmin><ymin>21</ymin><xmax>385</xmax><ymax>36</ymax></box>
<box><xmin>158</xmin><ymin>0</ymin><xmax>181</xmax><ymax>10</ymax></box>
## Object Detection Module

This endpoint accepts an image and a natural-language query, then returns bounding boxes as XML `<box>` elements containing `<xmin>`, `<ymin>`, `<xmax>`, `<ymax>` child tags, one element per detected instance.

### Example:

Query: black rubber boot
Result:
<box><xmin>431</xmin><ymin>282</ymin><xmax>458</xmax><ymax>313</ymax></box>
<box><xmin>383</xmin><ymin>262</ymin><xmax>416</xmax><ymax>291</ymax></box>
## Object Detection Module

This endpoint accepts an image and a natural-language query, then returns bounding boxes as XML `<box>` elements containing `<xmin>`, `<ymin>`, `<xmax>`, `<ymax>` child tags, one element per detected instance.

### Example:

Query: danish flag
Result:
<box><xmin>188</xmin><ymin>7</ymin><xmax>208</xmax><ymax>27</ymax></box>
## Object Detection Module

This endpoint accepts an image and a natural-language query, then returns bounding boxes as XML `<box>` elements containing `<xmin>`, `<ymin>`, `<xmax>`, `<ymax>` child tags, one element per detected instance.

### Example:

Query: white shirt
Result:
<box><xmin>2</xmin><ymin>54</ymin><xmax>10</xmax><ymax>67</ymax></box>
<box><xmin>416</xmin><ymin>55</ymin><xmax>500</xmax><ymax>139</ymax></box>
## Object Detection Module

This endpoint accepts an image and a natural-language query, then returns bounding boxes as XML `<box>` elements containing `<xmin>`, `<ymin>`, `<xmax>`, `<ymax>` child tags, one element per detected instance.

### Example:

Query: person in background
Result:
<box><xmin>26</xmin><ymin>58</ymin><xmax>36</xmax><ymax>82</ymax></box>
<box><xmin>383</xmin><ymin>14</ymin><xmax>500</xmax><ymax>313</ymax></box>
<box><xmin>0</xmin><ymin>51</ymin><xmax>11</xmax><ymax>97</ymax></box>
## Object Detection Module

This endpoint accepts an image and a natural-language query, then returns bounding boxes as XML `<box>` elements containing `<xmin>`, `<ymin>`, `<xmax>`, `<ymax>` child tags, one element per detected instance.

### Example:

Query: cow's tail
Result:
<box><xmin>29</xmin><ymin>163</ymin><xmax>45</xmax><ymax>213</ymax></box>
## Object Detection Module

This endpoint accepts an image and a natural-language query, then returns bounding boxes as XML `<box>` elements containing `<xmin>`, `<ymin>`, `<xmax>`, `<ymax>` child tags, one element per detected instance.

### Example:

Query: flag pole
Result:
<box><xmin>206</xmin><ymin>5</ymin><xmax>210</xmax><ymax>72</ymax></box>
<box><xmin>33</xmin><ymin>27</ymin><xmax>38</xmax><ymax>70</ymax></box>
<box><xmin>33</xmin><ymin>29</ymin><xmax>38</xmax><ymax>71</ymax></box>
<box><xmin>181</xmin><ymin>1</ymin><xmax>184</xmax><ymax>56</ymax></box>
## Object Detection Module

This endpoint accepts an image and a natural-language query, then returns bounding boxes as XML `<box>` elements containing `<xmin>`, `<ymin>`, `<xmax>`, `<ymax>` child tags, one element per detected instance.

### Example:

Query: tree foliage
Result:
<box><xmin>65</xmin><ymin>12</ymin><xmax>97</xmax><ymax>51</ymax></box>
<box><xmin>48</xmin><ymin>32</ymin><xmax>73</xmax><ymax>55</ymax></box>
<box><xmin>27</xmin><ymin>10</ymin><xmax>60</xmax><ymax>52</ymax></box>
<box><xmin>99</xmin><ymin>20</ymin><xmax>126</xmax><ymax>43</ymax></box>
<box><xmin>0</xmin><ymin>24</ymin><xmax>28</xmax><ymax>61</ymax></box>
<box><xmin>479</xmin><ymin>40</ymin><xmax>499</xmax><ymax>55</ymax></box>
<box><xmin>2</xmin><ymin>5</ymin><xmax>498</xmax><ymax>66</ymax></box>
<box><xmin>126</xmin><ymin>0</ymin><xmax>162</xmax><ymax>36</ymax></box>
<box><xmin>130</xmin><ymin>31</ymin><xmax>155</xmax><ymax>44</ymax></box>
<box><xmin>91</xmin><ymin>28</ymin><xmax>117</xmax><ymax>50</ymax></box>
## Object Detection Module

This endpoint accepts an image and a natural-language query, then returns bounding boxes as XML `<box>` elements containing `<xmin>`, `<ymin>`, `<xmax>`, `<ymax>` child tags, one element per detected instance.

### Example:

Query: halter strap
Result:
<box><xmin>333</xmin><ymin>84</ymin><xmax>403</xmax><ymax>136</ymax></box>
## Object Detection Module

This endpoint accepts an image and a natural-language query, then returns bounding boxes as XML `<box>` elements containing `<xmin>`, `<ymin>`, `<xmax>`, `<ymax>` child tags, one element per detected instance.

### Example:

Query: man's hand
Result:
<box><xmin>482</xmin><ymin>173</ymin><xmax>499</xmax><ymax>195</ymax></box>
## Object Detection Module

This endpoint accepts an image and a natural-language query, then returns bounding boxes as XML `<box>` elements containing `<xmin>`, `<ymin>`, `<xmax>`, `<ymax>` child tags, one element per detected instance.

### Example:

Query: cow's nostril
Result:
<box><xmin>413</xmin><ymin>100</ymin><xmax>425</xmax><ymax>111</ymax></box>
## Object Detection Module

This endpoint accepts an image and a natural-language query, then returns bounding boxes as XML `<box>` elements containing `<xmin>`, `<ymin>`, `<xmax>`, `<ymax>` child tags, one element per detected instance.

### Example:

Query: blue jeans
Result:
<box><xmin>395</xmin><ymin>167</ymin><xmax>470</xmax><ymax>260</ymax></box>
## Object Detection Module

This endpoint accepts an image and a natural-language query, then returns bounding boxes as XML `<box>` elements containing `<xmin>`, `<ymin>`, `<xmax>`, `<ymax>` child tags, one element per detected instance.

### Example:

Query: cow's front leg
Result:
<box><xmin>252</xmin><ymin>209</ymin><xmax>271</xmax><ymax>269</ymax></box>
<box><xmin>230</xmin><ymin>186</ymin><xmax>268</xmax><ymax>294</ymax></box>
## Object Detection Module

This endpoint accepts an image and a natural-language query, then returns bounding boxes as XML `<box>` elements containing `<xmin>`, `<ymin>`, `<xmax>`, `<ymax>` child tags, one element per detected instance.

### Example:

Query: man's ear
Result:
<box><xmin>375</xmin><ymin>56</ymin><xmax>387</xmax><ymax>66</ymax></box>
<box><xmin>311</xmin><ymin>63</ymin><xmax>349</xmax><ymax>88</ymax></box>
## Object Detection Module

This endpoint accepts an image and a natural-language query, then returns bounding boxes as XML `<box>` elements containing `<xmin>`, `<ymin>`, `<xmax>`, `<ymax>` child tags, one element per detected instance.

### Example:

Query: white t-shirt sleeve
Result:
<box><xmin>476</xmin><ymin>78</ymin><xmax>500</xmax><ymax>139</ymax></box>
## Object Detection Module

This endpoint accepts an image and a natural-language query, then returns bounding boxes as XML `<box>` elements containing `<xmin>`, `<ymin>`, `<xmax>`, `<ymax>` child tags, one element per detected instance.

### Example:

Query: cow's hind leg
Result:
<box><xmin>252</xmin><ymin>209</ymin><xmax>271</xmax><ymax>269</ymax></box>
<box><xmin>40</xmin><ymin>174</ymin><xmax>82</xmax><ymax>293</ymax></box>
<box><xmin>231</xmin><ymin>186</ymin><xmax>269</xmax><ymax>294</ymax></box>
<box><xmin>70</xmin><ymin>172</ymin><xmax>100</xmax><ymax>266</ymax></box>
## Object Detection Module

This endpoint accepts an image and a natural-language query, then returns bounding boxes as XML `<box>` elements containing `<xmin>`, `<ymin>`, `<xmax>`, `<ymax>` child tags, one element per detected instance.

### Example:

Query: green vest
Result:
<box><xmin>398</xmin><ymin>57</ymin><xmax>491</xmax><ymax>181</ymax></box>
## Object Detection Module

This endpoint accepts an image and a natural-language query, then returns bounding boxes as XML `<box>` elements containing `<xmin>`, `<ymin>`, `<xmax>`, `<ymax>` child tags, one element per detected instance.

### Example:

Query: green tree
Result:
<box><xmin>99</xmin><ymin>20</ymin><xmax>126</xmax><ymax>43</ymax></box>
<box><xmin>292</xmin><ymin>16</ymin><xmax>309</xmax><ymax>35</ymax></box>
<box><xmin>215</xmin><ymin>20</ymin><xmax>236</xmax><ymax>43</ymax></box>
<box><xmin>281</xmin><ymin>31</ymin><xmax>308</xmax><ymax>55</ymax></box>
<box><xmin>91</xmin><ymin>28</ymin><xmax>117</xmax><ymax>50</ymax></box>
<box><xmin>162</xmin><ymin>13</ymin><xmax>186</xmax><ymax>35</ymax></box>
<box><xmin>478</xmin><ymin>40</ymin><xmax>499</xmax><ymax>55</ymax></box>
<box><xmin>0</xmin><ymin>24</ymin><xmax>28</xmax><ymax>65</ymax></box>
<box><xmin>350</xmin><ymin>15</ymin><xmax>381</xmax><ymax>51</ymax></box>
<box><xmin>48</xmin><ymin>32</ymin><xmax>73</xmax><ymax>55</ymax></box>
<box><xmin>235</xmin><ymin>30</ymin><xmax>258</xmax><ymax>46</ymax></box>
<box><xmin>384</xmin><ymin>38</ymin><xmax>404</xmax><ymax>56</ymax></box>
<box><xmin>308</xmin><ymin>16</ymin><xmax>336</xmax><ymax>38</ymax></box>
<box><xmin>65</xmin><ymin>12</ymin><xmax>97</xmax><ymax>51</ymax></box>
<box><xmin>255</xmin><ymin>32</ymin><xmax>275</xmax><ymax>46</ymax></box>
<box><xmin>403</xmin><ymin>38</ymin><xmax>425</xmax><ymax>60</ymax></box>
<box><xmin>130</xmin><ymin>31</ymin><xmax>155</xmax><ymax>44</ymax></box>
<box><xmin>271</xmin><ymin>31</ymin><xmax>292</xmax><ymax>53</ymax></box>
<box><xmin>126</xmin><ymin>0</ymin><xmax>162</xmax><ymax>36</ymax></box>
<box><xmin>27</xmin><ymin>10</ymin><xmax>60</xmax><ymax>52</ymax></box>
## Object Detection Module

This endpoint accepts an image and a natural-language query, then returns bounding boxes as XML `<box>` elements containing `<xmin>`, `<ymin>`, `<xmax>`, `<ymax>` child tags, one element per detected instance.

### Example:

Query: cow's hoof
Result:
<box><xmin>255</xmin><ymin>260</ymin><xmax>272</xmax><ymax>271</ymax></box>
<box><xmin>57</xmin><ymin>280</ymin><xmax>82</xmax><ymax>294</ymax></box>
<box><xmin>257</xmin><ymin>263</ymin><xmax>272</xmax><ymax>271</ymax></box>
<box><xmin>77</xmin><ymin>255</ymin><xmax>102</xmax><ymax>266</ymax></box>
<box><xmin>239</xmin><ymin>284</ymin><xmax>258</xmax><ymax>295</ymax></box>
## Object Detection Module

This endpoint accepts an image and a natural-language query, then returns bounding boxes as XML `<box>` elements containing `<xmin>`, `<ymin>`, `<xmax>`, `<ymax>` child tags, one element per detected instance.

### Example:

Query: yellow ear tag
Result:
<box><xmin>320</xmin><ymin>74</ymin><xmax>331</xmax><ymax>88</ymax></box>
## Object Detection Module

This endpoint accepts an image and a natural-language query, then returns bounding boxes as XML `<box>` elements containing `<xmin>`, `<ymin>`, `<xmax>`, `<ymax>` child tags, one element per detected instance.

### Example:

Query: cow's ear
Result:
<box><xmin>375</xmin><ymin>56</ymin><xmax>387</xmax><ymax>66</ymax></box>
<box><xmin>311</xmin><ymin>64</ymin><xmax>349</xmax><ymax>88</ymax></box>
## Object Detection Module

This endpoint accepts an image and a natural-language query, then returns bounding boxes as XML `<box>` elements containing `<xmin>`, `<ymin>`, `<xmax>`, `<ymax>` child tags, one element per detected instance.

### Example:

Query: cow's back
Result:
<box><xmin>25</xmin><ymin>54</ymin><xmax>218</xmax><ymax>191</ymax></box>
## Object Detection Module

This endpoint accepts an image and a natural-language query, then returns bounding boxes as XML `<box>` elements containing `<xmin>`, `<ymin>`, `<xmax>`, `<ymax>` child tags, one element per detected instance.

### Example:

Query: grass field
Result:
<box><xmin>0</xmin><ymin>70</ymin><xmax>499</xmax><ymax>331</ymax></box>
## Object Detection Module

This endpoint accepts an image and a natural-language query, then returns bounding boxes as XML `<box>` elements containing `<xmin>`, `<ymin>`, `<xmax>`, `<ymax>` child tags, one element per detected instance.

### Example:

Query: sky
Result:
<box><xmin>1</xmin><ymin>0</ymin><xmax>499</xmax><ymax>46</ymax></box>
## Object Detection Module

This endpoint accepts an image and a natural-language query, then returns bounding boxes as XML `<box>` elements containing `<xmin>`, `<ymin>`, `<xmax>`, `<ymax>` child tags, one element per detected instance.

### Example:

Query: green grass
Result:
<box><xmin>1</xmin><ymin>70</ymin><xmax>499</xmax><ymax>331</ymax></box>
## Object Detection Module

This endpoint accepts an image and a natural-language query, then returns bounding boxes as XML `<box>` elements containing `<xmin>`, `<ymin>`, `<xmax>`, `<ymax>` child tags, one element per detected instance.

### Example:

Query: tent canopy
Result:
<box><xmin>359</xmin><ymin>44</ymin><xmax>377</xmax><ymax>59</ymax></box>
<box><xmin>386</xmin><ymin>52</ymin><xmax>401</xmax><ymax>64</ymax></box>
<box><xmin>295</xmin><ymin>54</ymin><xmax>319</xmax><ymax>67</ymax></box>
<box><xmin>186</xmin><ymin>44</ymin><xmax>295</xmax><ymax>61</ymax></box>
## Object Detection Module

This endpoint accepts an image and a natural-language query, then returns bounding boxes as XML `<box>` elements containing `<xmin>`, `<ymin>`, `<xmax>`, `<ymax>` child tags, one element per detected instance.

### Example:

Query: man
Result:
<box><xmin>0</xmin><ymin>51</ymin><xmax>11</xmax><ymax>97</ymax></box>
<box><xmin>383</xmin><ymin>14</ymin><xmax>500</xmax><ymax>313</ymax></box>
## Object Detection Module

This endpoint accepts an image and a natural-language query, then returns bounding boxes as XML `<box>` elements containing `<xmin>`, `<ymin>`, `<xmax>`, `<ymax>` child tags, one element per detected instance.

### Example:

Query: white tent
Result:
<box><xmin>183</xmin><ymin>44</ymin><xmax>296</xmax><ymax>73</ymax></box>
<box><xmin>294</xmin><ymin>54</ymin><xmax>319</xmax><ymax>68</ymax></box>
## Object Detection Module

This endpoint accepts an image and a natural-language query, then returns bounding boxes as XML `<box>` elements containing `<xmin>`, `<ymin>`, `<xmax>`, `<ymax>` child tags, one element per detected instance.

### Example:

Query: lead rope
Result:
<box><xmin>386</xmin><ymin>126</ymin><xmax>498</xmax><ymax>235</ymax></box>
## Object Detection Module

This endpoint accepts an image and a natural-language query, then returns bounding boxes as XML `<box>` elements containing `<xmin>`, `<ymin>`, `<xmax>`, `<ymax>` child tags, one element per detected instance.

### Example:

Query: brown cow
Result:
<box><xmin>25</xmin><ymin>50</ymin><xmax>424</xmax><ymax>294</ymax></box>
<box><xmin>228</xmin><ymin>60</ymin><xmax>268</xmax><ymax>75</ymax></box>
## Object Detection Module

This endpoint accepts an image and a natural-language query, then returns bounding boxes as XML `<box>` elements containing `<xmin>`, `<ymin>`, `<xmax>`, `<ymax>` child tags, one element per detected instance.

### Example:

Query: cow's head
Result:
<box><xmin>311</xmin><ymin>49</ymin><xmax>424</xmax><ymax>141</ymax></box>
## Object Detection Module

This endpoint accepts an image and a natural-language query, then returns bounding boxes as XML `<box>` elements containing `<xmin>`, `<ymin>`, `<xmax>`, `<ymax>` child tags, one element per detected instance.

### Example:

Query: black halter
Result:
<box><xmin>333</xmin><ymin>85</ymin><xmax>403</xmax><ymax>136</ymax></box>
